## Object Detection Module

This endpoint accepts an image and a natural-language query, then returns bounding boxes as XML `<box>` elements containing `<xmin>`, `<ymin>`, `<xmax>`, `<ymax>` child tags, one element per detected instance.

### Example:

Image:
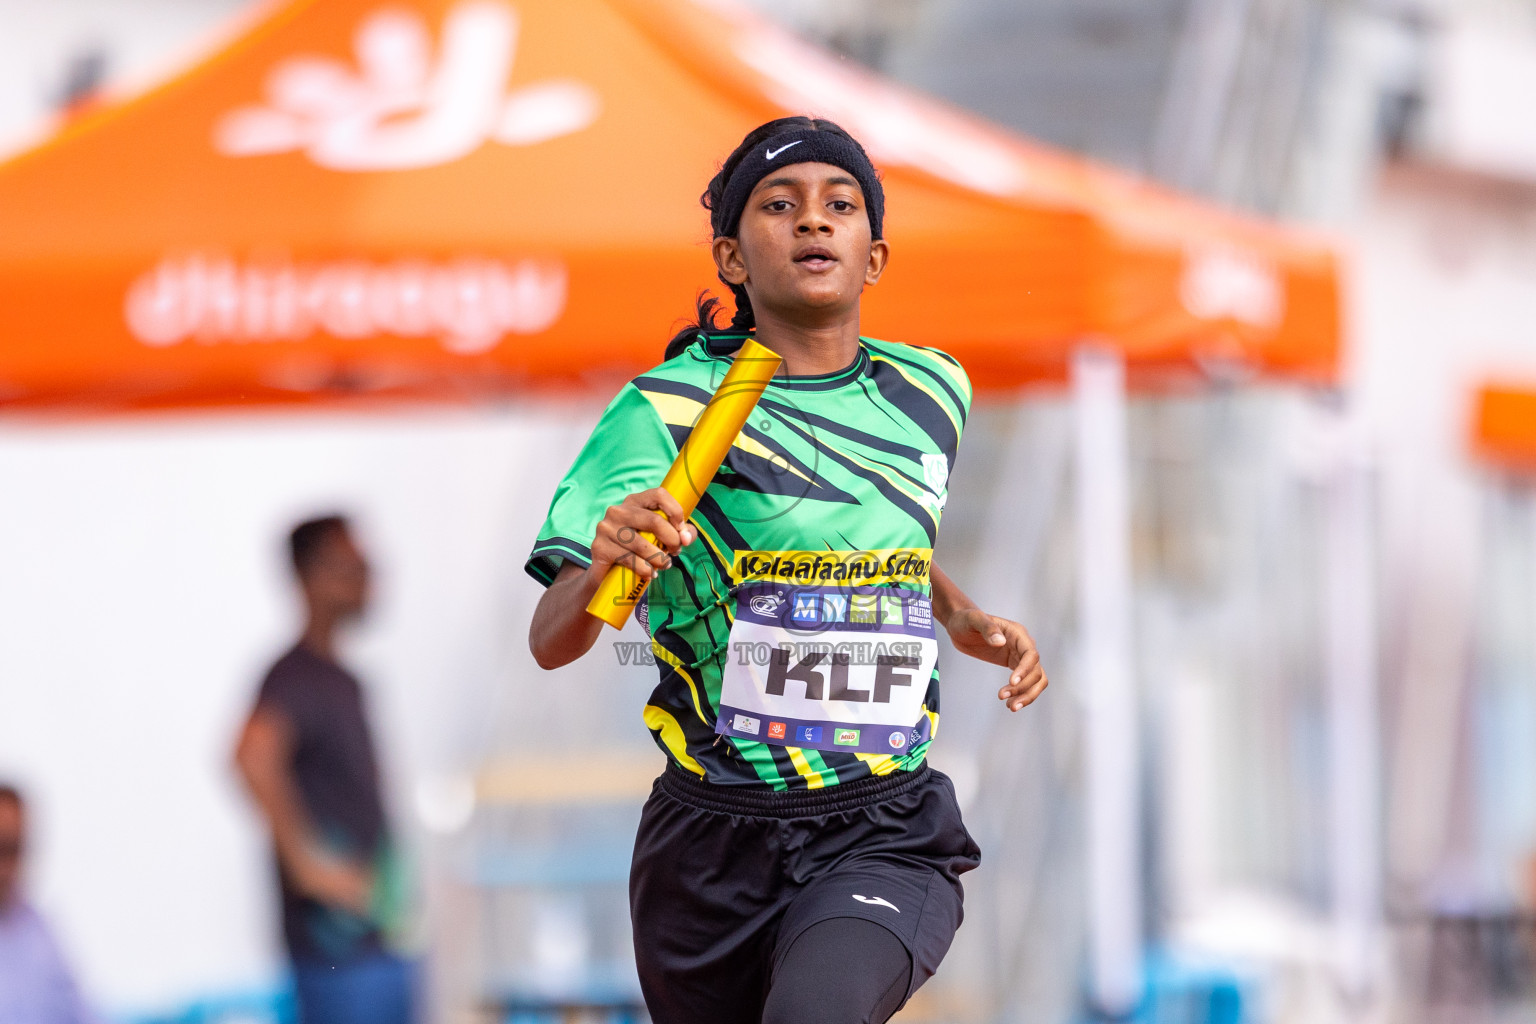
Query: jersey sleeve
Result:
<box><xmin>921</xmin><ymin>346</ymin><xmax>973</xmax><ymax>433</ymax></box>
<box><xmin>525</xmin><ymin>383</ymin><xmax>679</xmax><ymax>587</ymax></box>
<box><xmin>899</xmin><ymin>344</ymin><xmax>972</xmax><ymax>466</ymax></box>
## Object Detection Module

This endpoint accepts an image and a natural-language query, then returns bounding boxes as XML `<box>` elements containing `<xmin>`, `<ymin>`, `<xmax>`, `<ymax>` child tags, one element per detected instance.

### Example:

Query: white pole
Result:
<box><xmin>1073</xmin><ymin>345</ymin><xmax>1143</xmax><ymax>1017</ymax></box>
<box><xmin>1322</xmin><ymin>412</ymin><xmax>1382</xmax><ymax>1007</ymax></box>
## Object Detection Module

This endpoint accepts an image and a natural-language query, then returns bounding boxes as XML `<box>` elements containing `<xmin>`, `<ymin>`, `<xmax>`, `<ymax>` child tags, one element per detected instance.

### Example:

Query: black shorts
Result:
<box><xmin>630</xmin><ymin>762</ymin><xmax>982</xmax><ymax>1024</ymax></box>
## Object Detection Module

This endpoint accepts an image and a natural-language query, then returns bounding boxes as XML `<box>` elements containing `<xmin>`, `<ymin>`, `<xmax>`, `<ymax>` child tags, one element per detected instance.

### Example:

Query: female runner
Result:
<box><xmin>527</xmin><ymin>116</ymin><xmax>1048</xmax><ymax>1024</ymax></box>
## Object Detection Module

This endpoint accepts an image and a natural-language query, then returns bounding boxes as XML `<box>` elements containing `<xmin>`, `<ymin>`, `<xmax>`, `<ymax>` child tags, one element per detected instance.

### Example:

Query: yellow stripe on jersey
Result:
<box><xmin>692</xmin><ymin>519</ymin><xmax>736</xmax><ymax>576</ymax></box>
<box><xmin>841</xmin><ymin>447</ymin><xmax>940</xmax><ymax>530</ymax></box>
<box><xmin>868</xmin><ymin>353</ymin><xmax>962</xmax><ymax>437</ymax></box>
<box><xmin>842</xmin><ymin>447</ymin><xmax>930</xmax><ymax>504</ymax></box>
<box><xmin>651</xmin><ymin>640</ymin><xmax>708</xmax><ymax>725</ymax></box>
<box><xmin>730</xmin><ymin>740</ymin><xmax>791</xmax><ymax>790</ymax></box>
<box><xmin>688</xmin><ymin>522</ymin><xmax>741</xmax><ymax>628</ymax></box>
<box><xmin>643</xmin><ymin>705</ymin><xmax>704</xmax><ymax>776</ymax></box>
<box><xmin>785</xmin><ymin>746</ymin><xmax>827</xmax><ymax>789</ymax></box>
<box><xmin>916</xmin><ymin>349</ymin><xmax>973</xmax><ymax>405</ymax></box>
<box><xmin>640</xmin><ymin>389</ymin><xmax>813</xmax><ymax>484</ymax></box>
<box><xmin>637</xmin><ymin>388</ymin><xmax>704</xmax><ymax>429</ymax></box>
<box><xmin>855</xmin><ymin>753</ymin><xmax>901</xmax><ymax>776</ymax></box>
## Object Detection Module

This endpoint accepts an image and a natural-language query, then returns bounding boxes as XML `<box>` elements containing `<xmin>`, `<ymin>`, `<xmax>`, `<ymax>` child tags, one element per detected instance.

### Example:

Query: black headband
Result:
<box><xmin>715</xmin><ymin>130</ymin><xmax>885</xmax><ymax>240</ymax></box>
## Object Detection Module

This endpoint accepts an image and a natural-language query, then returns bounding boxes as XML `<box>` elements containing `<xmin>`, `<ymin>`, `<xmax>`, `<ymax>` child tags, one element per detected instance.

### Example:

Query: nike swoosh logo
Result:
<box><xmin>852</xmin><ymin>894</ymin><xmax>900</xmax><ymax>913</ymax></box>
<box><xmin>765</xmin><ymin>140</ymin><xmax>804</xmax><ymax>160</ymax></box>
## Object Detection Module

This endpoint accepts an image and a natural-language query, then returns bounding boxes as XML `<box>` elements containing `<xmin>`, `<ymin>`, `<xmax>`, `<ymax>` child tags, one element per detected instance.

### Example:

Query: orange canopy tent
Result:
<box><xmin>628</xmin><ymin>0</ymin><xmax>1341</xmax><ymax>383</ymax></box>
<box><xmin>0</xmin><ymin>0</ymin><xmax>1339</xmax><ymax>411</ymax></box>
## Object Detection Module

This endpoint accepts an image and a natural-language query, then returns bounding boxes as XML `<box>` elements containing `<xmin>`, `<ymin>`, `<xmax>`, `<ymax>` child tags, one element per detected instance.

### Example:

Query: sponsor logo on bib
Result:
<box><xmin>767</xmin><ymin>721</ymin><xmax>787</xmax><ymax>740</ymax></box>
<box><xmin>834</xmin><ymin>729</ymin><xmax>860</xmax><ymax>746</ymax></box>
<box><xmin>888</xmin><ymin>730</ymin><xmax>907</xmax><ymax>749</ymax></box>
<box><xmin>731</xmin><ymin>714</ymin><xmax>760</xmax><ymax>735</ymax></box>
<box><xmin>791</xmin><ymin>594</ymin><xmax>821</xmax><ymax>624</ymax></box>
<box><xmin>749</xmin><ymin>592</ymin><xmax>786</xmax><ymax>616</ymax></box>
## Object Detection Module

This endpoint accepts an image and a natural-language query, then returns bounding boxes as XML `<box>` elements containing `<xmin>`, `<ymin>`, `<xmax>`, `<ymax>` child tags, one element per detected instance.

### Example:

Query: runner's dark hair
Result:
<box><xmin>664</xmin><ymin>116</ymin><xmax>875</xmax><ymax>360</ymax></box>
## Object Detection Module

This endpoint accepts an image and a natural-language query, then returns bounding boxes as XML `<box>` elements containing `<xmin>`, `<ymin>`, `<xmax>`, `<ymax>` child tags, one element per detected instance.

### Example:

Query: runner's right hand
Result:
<box><xmin>588</xmin><ymin>488</ymin><xmax>696</xmax><ymax>581</ymax></box>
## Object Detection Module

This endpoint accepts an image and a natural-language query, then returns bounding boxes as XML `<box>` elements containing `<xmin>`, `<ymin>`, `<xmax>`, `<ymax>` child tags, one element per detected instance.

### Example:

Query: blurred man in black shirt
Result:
<box><xmin>235</xmin><ymin>516</ymin><xmax>412</xmax><ymax>1024</ymax></box>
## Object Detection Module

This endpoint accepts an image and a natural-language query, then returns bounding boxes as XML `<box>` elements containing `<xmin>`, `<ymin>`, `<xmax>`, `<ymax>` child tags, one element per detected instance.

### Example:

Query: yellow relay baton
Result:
<box><xmin>586</xmin><ymin>337</ymin><xmax>783</xmax><ymax>629</ymax></box>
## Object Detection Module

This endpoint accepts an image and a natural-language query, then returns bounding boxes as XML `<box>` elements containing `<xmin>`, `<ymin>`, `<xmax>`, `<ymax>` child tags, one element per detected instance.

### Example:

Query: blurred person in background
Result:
<box><xmin>235</xmin><ymin>516</ymin><xmax>414</xmax><ymax>1024</ymax></box>
<box><xmin>0</xmin><ymin>785</ymin><xmax>100</xmax><ymax>1024</ymax></box>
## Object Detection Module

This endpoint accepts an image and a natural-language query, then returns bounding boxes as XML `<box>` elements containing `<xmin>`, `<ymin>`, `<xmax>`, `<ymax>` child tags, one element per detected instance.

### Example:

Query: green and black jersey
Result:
<box><xmin>527</xmin><ymin>332</ymin><xmax>971</xmax><ymax>790</ymax></box>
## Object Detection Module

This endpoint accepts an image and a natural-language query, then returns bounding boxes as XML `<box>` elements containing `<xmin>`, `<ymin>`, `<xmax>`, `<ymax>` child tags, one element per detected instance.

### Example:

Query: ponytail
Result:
<box><xmin>726</xmin><ymin>283</ymin><xmax>755</xmax><ymax>332</ymax></box>
<box><xmin>661</xmin><ymin>285</ymin><xmax>758</xmax><ymax>360</ymax></box>
<box><xmin>663</xmin><ymin>292</ymin><xmax>727</xmax><ymax>361</ymax></box>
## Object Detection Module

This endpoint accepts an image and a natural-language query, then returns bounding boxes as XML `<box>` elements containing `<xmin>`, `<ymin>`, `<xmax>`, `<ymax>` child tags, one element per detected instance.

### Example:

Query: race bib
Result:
<box><xmin>715</xmin><ymin>582</ymin><xmax>937</xmax><ymax>756</ymax></box>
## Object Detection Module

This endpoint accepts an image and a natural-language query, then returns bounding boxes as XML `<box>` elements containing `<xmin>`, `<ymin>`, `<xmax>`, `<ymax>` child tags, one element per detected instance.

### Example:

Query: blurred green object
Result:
<box><xmin>372</xmin><ymin>840</ymin><xmax>412</xmax><ymax>950</ymax></box>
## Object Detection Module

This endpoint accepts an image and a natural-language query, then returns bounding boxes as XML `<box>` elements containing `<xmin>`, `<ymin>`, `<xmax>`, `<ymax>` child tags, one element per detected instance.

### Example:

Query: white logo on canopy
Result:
<box><xmin>126</xmin><ymin>255</ymin><xmax>566</xmax><ymax>353</ymax></box>
<box><xmin>214</xmin><ymin>1</ymin><xmax>600</xmax><ymax>170</ymax></box>
<box><xmin>1179</xmin><ymin>247</ymin><xmax>1284</xmax><ymax>329</ymax></box>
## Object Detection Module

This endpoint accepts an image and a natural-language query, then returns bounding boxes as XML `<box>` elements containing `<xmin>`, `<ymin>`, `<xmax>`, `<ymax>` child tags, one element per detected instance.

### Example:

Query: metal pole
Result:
<box><xmin>1323</xmin><ymin>414</ymin><xmax>1382</xmax><ymax>1007</ymax></box>
<box><xmin>1073</xmin><ymin>345</ymin><xmax>1143</xmax><ymax>1018</ymax></box>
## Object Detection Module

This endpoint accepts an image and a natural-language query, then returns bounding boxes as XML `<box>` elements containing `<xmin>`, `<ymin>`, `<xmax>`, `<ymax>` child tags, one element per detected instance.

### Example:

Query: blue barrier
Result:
<box><xmin>119</xmin><ymin>983</ymin><xmax>295</xmax><ymax>1024</ymax></box>
<box><xmin>1139</xmin><ymin>952</ymin><xmax>1251</xmax><ymax>1024</ymax></box>
<box><xmin>1080</xmin><ymin>952</ymin><xmax>1253</xmax><ymax>1024</ymax></box>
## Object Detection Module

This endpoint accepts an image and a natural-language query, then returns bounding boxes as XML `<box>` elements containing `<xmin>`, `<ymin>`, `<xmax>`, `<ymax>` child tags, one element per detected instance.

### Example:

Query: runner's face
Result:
<box><xmin>716</xmin><ymin>162</ymin><xmax>888</xmax><ymax>323</ymax></box>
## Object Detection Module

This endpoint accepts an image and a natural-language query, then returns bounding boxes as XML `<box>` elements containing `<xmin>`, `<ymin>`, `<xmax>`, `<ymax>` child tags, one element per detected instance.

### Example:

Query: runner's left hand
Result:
<box><xmin>944</xmin><ymin>609</ymin><xmax>1047</xmax><ymax>712</ymax></box>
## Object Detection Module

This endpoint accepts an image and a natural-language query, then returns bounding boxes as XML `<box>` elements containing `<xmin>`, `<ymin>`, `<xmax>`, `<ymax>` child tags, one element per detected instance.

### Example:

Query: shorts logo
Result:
<box><xmin>834</xmin><ymin>728</ymin><xmax>860</xmax><ymax>746</ymax></box>
<box><xmin>749</xmin><ymin>592</ymin><xmax>786</xmax><ymax>616</ymax></box>
<box><xmin>731</xmin><ymin>714</ymin><xmax>761</xmax><ymax>735</ymax></box>
<box><xmin>888</xmin><ymin>730</ymin><xmax>906</xmax><ymax>749</ymax></box>
<box><xmin>798</xmin><ymin>726</ymin><xmax>823</xmax><ymax>744</ymax></box>
<box><xmin>767</xmin><ymin>721</ymin><xmax>787</xmax><ymax>740</ymax></box>
<box><xmin>852</xmin><ymin>894</ymin><xmax>900</xmax><ymax>913</ymax></box>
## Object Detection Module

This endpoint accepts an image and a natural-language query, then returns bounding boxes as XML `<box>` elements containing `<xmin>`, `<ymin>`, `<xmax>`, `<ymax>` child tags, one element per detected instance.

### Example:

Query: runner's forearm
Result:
<box><xmin>929</xmin><ymin>563</ymin><xmax>979</xmax><ymax>631</ymax></box>
<box><xmin>529</xmin><ymin>560</ymin><xmax>608</xmax><ymax>669</ymax></box>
